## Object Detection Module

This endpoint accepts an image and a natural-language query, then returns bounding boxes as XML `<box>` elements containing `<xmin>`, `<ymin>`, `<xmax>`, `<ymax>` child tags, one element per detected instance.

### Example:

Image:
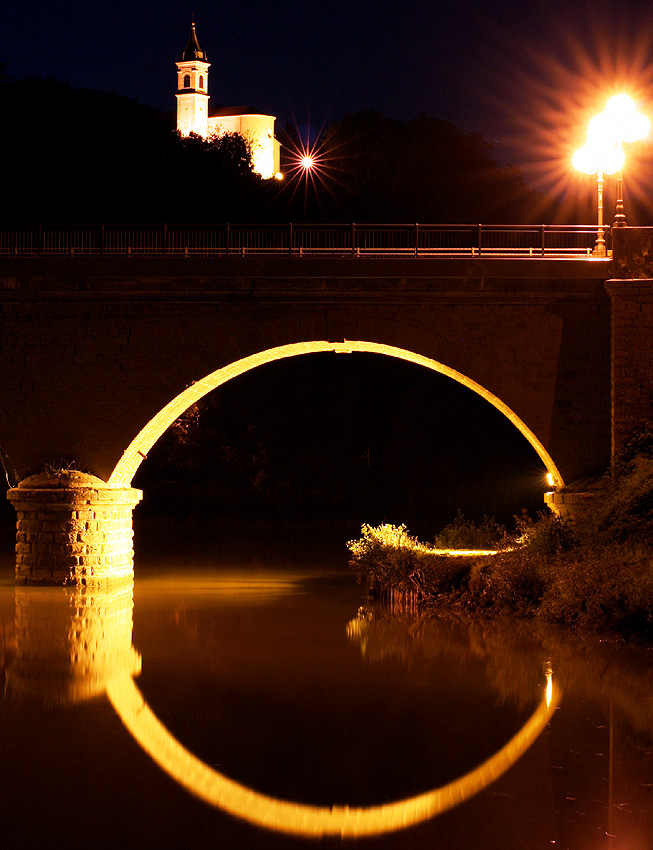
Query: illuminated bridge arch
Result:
<box><xmin>107</xmin><ymin>340</ymin><xmax>565</xmax><ymax>489</ymax></box>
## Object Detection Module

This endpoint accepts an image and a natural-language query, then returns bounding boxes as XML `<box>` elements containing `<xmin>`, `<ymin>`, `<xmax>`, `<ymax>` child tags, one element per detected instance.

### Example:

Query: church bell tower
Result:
<box><xmin>176</xmin><ymin>22</ymin><xmax>210</xmax><ymax>137</ymax></box>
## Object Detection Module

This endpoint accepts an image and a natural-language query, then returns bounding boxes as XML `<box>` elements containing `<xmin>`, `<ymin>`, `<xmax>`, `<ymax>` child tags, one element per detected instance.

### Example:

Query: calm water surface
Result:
<box><xmin>1</xmin><ymin>525</ymin><xmax>652</xmax><ymax>849</ymax></box>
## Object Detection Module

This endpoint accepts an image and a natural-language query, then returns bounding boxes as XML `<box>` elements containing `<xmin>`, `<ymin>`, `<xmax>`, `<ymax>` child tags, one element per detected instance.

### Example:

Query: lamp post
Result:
<box><xmin>573</xmin><ymin>143</ymin><xmax>624</xmax><ymax>257</ymax></box>
<box><xmin>587</xmin><ymin>95</ymin><xmax>649</xmax><ymax>227</ymax></box>
<box><xmin>614</xmin><ymin>165</ymin><xmax>626</xmax><ymax>226</ymax></box>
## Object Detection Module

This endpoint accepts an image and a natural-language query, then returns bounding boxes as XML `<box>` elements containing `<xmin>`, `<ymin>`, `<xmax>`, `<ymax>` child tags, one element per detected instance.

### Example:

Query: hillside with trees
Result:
<box><xmin>0</xmin><ymin>70</ymin><xmax>547</xmax><ymax>224</ymax></box>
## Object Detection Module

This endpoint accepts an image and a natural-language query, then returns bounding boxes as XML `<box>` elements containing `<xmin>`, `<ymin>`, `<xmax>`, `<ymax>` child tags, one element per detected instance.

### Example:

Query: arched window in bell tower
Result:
<box><xmin>199</xmin><ymin>75</ymin><xmax>204</xmax><ymax>90</ymax></box>
<box><xmin>184</xmin><ymin>74</ymin><xmax>191</xmax><ymax>88</ymax></box>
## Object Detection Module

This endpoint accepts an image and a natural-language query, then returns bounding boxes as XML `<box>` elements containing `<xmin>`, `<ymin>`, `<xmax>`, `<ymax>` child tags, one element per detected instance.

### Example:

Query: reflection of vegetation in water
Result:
<box><xmin>346</xmin><ymin>603</ymin><xmax>545</xmax><ymax>713</ymax></box>
<box><xmin>346</xmin><ymin>602</ymin><xmax>653</xmax><ymax>740</ymax></box>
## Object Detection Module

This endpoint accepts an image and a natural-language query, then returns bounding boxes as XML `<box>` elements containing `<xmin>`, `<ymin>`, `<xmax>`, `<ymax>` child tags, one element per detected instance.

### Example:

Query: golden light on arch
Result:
<box><xmin>106</xmin><ymin>672</ymin><xmax>559</xmax><ymax>838</ymax></box>
<box><xmin>107</xmin><ymin>340</ymin><xmax>564</xmax><ymax>489</ymax></box>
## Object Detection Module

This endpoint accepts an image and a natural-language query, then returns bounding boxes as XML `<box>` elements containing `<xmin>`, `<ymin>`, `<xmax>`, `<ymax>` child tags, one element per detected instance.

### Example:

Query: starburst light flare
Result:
<box><xmin>572</xmin><ymin>142</ymin><xmax>624</xmax><ymax>176</ymax></box>
<box><xmin>583</xmin><ymin>93</ymin><xmax>649</xmax><ymax>226</ymax></box>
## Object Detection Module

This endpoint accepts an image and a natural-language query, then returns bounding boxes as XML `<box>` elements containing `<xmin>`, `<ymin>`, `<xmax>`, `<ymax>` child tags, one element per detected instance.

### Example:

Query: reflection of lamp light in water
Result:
<box><xmin>546</xmin><ymin>665</ymin><xmax>553</xmax><ymax>707</ymax></box>
<box><xmin>106</xmin><ymin>671</ymin><xmax>560</xmax><ymax>839</ymax></box>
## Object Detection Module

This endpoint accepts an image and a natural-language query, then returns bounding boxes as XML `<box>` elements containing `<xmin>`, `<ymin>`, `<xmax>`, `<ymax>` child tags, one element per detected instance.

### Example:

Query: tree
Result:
<box><xmin>0</xmin><ymin>75</ymin><xmax>266</xmax><ymax>224</ymax></box>
<box><xmin>309</xmin><ymin>110</ymin><xmax>538</xmax><ymax>223</ymax></box>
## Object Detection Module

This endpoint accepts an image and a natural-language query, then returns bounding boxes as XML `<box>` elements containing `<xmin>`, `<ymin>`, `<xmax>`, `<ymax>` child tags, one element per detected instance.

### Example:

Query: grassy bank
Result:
<box><xmin>348</xmin><ymin>446</ymin><xmax>653</xmax><ymax>641</ymax></box>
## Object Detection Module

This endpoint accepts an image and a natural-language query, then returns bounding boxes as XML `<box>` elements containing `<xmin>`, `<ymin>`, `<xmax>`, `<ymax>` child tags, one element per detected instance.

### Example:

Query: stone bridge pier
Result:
<box><xmin>7</xmin><ymin>471</ymin><xmax>141</xmax><ymax>585</ymax></box>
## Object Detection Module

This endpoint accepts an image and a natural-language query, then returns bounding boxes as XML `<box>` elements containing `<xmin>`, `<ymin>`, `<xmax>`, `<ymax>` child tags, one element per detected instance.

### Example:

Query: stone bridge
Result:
<box><xmin>2</xmin><ymin>227</ymin><xmax>653</xmax><ymax>583</ymax></box>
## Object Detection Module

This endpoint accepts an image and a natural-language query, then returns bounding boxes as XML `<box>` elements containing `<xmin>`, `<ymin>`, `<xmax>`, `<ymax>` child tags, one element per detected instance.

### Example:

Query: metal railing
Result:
<box><xmin>0</xmin><ymin>223</ymin><xmax>607</xmax><ymax>258</ymax></box>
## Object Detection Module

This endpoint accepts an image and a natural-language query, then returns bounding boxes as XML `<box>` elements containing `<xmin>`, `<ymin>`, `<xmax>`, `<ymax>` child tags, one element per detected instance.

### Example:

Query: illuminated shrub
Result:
<box><xmin>434</xmin><ymin>511</ymin><xmax>507</xmax><ymax>550</ymax></box>
<box><xmin>348</xmin><ymin>523</ymin><xmax>475</xmax><ymax>600</ymax></box>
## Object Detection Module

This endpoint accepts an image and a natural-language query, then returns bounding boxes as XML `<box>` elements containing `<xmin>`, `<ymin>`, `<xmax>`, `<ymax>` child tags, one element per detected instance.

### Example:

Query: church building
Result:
<box><xmin>176</xmin><ymin>23</ymin><xmax>281</xmax><ymax>179</ymax></box>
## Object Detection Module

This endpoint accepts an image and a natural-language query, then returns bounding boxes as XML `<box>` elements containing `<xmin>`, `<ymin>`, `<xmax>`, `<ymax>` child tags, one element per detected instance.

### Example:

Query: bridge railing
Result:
<box><xmin>0</xmin><ymin>223</ymin><xmax>606</xmax><ymax>258</ymax></box>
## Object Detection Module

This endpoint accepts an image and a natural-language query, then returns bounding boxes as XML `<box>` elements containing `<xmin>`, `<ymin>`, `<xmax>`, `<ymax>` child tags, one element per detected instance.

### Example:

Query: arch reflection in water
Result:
<box><xmin>106</xmin><ymin>674</ymin><xmax>556</xmax><ymax>839</ymax></box>
<box><xmin>105</xmin><ymin>619</ymin><xmax>557</xmax><ymax>841</ymax></box>
<box><xmin>5</xmin><ymin>574</ymin><xmax>558</xmax><ymax>839</ymax></box>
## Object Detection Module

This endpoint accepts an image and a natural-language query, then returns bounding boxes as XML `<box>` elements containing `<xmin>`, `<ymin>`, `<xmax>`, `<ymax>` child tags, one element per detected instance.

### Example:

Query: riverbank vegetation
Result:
<box><xmin>348</xmin><ymin>438</ymin><xmax>653</xmax><ymax>641</ymax></box>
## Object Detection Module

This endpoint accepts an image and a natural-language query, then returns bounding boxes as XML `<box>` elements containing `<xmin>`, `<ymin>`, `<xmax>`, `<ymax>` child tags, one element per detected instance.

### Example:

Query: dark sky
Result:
<box><xmin>3</xmin><ymin>0</ymin><xmax>651</xmax><ymax>523</ymax></box>
<box><xmin>3</xmin><ymin>0</ymin><xmax>653</xmax><ymax>204</ymax></box>
<box><xmin>4</xmin><ymin>2</ymin><xmax>653</xmax><ymax>144</ymax></box>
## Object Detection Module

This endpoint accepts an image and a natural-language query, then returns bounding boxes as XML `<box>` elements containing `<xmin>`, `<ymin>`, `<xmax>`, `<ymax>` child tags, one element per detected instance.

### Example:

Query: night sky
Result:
<box><xmin>2</xmin><ymin>0</ymin><xmax>653</xmax><ymax>531</ymax></box>
<box><xmin>5</xmin><ymin>0</ymin><xmax>653</xmax><ymax>189</ymax></box>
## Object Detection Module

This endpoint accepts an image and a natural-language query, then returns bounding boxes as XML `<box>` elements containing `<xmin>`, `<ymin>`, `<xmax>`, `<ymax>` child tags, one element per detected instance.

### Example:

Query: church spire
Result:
<box><xmin>181</xmin><ymin>22</ymin><xmax>206</xmax><ymax>62</ymax></box>
<box><xmin>176</xmin><ymin>21</ymin><xmax>210</xmax><ymax>138</ymax></box>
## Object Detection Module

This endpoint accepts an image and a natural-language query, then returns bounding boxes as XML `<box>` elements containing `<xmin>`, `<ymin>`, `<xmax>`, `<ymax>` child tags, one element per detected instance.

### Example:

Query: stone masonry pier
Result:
<box><xmin>7</xmin><ymin>471</ymin><xmax>141</xmax><ymax>584</ymax></box>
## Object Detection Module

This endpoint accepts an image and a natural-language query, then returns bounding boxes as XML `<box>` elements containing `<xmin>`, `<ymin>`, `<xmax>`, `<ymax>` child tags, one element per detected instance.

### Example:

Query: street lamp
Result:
<box><xmin>573</xmin><ymin>142</ymin><xmax>624</xmax><ymax>256</ymax></box>
<box><xmin>587</xmin><ymin>94</ymin><xmax>649</xmax><ymax>226</ymax></box>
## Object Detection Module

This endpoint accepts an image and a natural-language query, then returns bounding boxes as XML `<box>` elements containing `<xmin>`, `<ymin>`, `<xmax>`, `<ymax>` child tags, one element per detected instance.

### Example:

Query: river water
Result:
<box><xmin>1</xmin><ymin>524</ymin><xmax>652</xmax><ymax>849</ymax></box>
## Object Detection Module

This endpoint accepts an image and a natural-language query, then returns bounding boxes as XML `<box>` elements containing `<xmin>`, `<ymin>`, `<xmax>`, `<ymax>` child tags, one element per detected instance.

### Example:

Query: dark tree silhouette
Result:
<box><xmin>313</xmin><ymin>111</ymin><xmax>538</xmax><ymax>222</ymax></box>
<box><xmin>0</xmin><ymin>75</ymin><xmax>548</xmax><ymax>225</ymax></box>
<box><xmin>0</xmin><ymin>76</ymin><xmax>265</xmax><ymax>224</ymax></box>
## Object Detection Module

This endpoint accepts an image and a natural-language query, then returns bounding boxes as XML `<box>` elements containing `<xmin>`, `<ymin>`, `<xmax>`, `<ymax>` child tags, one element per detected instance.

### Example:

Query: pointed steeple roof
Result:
<box><xmin>181</xmin><ymin>22</ymin><xmax>207</xmax><ymax>62</ymax></box>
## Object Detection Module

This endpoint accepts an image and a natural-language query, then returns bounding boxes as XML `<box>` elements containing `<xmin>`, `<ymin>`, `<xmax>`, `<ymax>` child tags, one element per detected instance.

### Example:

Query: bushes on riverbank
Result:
<box><xmin>348</xmin><ymin>452</ymin><xmax>653</xmax><ymax>640</ymax></box>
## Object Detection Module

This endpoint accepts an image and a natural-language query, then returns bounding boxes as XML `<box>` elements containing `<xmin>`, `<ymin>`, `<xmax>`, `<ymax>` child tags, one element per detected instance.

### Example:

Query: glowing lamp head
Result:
<box><xmin>605</xmin><ymin>93</ymin><xmax>637</xmax><ymax>121</ymax></box>
<box><xmin>589</xmin><ymin>94</ymin><xmax>650</xmax><ymax>146</ymax></box>
<box><xmin>624</xmin><ymin>112</ymin><xmax>650</xmax><ymax>144</ymax></box>
<box><xmin>546</xmin><ymin>472</ymin><xmax>555</xmax><ymax>489</ymax></box>
<box><xmin>300</xmin><ymin>155</ymin><xmax>315</xmax><ymax>170</ymax></box>
<box><xmin>573</xmin><ymin>142</ymin><xmax>624</xmax><ymax>176</ymax></box>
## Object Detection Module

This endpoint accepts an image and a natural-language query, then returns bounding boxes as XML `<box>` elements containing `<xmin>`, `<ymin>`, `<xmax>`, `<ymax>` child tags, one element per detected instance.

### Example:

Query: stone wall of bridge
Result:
<box><xmin>0</xmin><ymin>256</ymin><xmax>613</xmax><ymax>490</ymax></box>
<box><xmin>609</xmin><ymin>228</ymin><xmax>653</xmax><ymax>458</ymax></box>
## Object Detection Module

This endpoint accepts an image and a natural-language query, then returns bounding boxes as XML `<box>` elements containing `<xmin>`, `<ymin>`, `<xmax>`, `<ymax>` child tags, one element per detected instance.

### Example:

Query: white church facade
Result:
<box><xmin>176</xmin><ymin>23</ymin><xmax>281</xmax><ymax>179</ymax></box>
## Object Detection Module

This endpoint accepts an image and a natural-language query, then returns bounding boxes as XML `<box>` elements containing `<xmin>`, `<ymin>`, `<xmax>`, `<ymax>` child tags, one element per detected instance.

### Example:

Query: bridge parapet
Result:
<box><xmin>0</xmin><ymin>222</ymin><xmax>606</xmax><ymax>259</ymax></box>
